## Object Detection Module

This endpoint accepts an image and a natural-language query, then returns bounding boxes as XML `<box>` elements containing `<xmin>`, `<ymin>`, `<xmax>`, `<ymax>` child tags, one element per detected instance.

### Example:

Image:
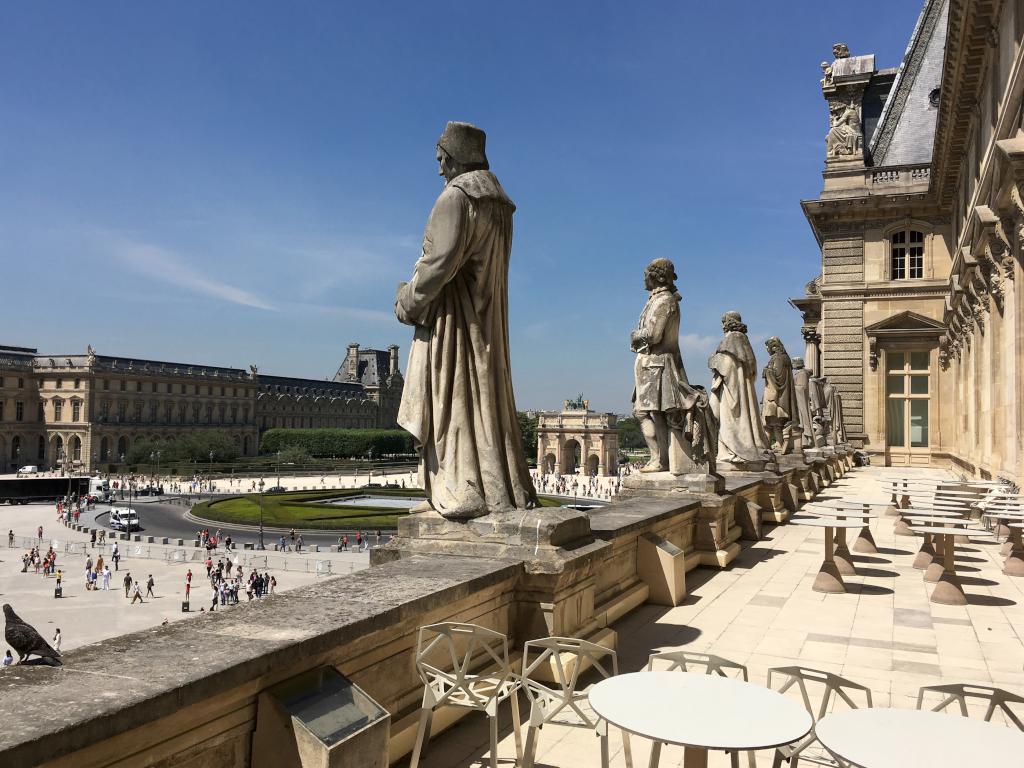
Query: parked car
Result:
<box><xmin>109</xmin><ymin>508</ymin><xmax>140</xmax><ymax>532</ymax></box>
<box><xmin>16</xmin><ymin>466</ymin><xmax>39</xmax><ymax>476</ymax></box>
<box><xmin>265</xmin><ymin>486</ymin><xmax>286</xmax><ymax>493</ymax></box>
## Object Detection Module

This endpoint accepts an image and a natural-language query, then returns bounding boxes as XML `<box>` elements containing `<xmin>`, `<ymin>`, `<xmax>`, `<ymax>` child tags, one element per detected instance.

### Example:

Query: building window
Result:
<box><xmin>134</xmin><ymin>401</ymin><xmax>143</xmax><ymax>422</ymax></box>
<box><xmin>120</xmin><ymin>379</ymin><xmax>127</xmax><ymax>392</ymax></box>
<box><xmin>54</xmin><ymin>400</ymin><xmax>63</xmax><ymax>421</ymax></box>
<box><xmin>103</xmin><ymin>379</ymin><xmax>109</xmax><ymax>391</ymax></box>
<box><xmin>220</xmin><ymin>386</ymin><xmax>225</xmax><ymax>396</ymax></box>
<box><xmin>886</xmin><ymin>351</ymin><xmax>930</xmax><ymax>450</ymax></box>
<box><xmin>17</xmin><ymin>377</ymin><xmax>24</xmax><ymax>388</ymax></box>
<box><xmin>56</xmin><ymin>378</ymin><xmax>63</xmax><ymax>389</ymax></box>
<box><xmin>38</xmin><ymin>436</ymin><xmax>45</xmax><ymax>462</ymax></box>
<box><xmin>37</xmin><ymin>401</ymin><xmax>44</xmax><ymax>420</ymax></box>
<box><xmin>206</xmin><ymin>404</ymin><xmax>213</xmax><ymax>424</ymax></box>
<box><xmin>72</xmin><ymin>400</ymin><xmax>81</xmax><ymax>422</ymax></box>
<box><xmin>117</xmin><ymin>401</ymin><xmax>126</xmax><ymax>422</ymax></box>
<box><xmin>891</xmin><ymin>229</ymin><xmax>924</xmax><ymax>279</ymax></box>
<box><xmin>101</xmin><ymin>401</ymin><xmax>110</xmax><ymax>419</ymax></box>
<box><xmin>74</xmin><ymin>378</ymin><xmax>80</xmax><ymax>389</ymax></box>
<box><xmin>136</xmin><ymin>381</ymin><xmax>142</xmax><ymax>392</ymax></box>
<box><xmin>192</xmin><ymin>404</ymin><xmax>200</xmax><ymax>423</ymax></box>
<box><xmin>165</xmin><ymin>402</ymin><xmax>173</xmax><ymax>422</ymax></box>
<box><xmin>149</xmin><ymin>401</ymin><xmax>158</xmax><ymax>422</ymax></box>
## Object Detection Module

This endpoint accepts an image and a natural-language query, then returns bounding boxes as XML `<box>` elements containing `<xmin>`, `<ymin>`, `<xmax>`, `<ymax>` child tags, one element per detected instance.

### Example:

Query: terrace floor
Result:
<box><xmin>401</xmin><ymin>466</ymin><xmax>1024</xmax><ymax>767</ymax></box>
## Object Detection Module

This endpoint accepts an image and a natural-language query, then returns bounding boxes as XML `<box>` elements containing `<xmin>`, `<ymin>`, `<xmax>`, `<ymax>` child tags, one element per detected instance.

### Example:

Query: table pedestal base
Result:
<box><xmin>894</xmin><ymin>515</ymin><xmax>914</xmax><ymax>536</ymax></box>
<box><xmin>1003</xmin><ymin>542</ymin><xmax>1024</xmax><ymax>577</ymax></box>
<box><xmin>813</xmin><ymin>560</ymin><xmax>846</xmax><ymax>593</ymax></box>
<box><xmin>853</xmin><ymin>527</ymin><xmax>878</xmax><ymax>554</ymax></box>
<box><xmin>885</xmin><ymin>502</ymin><xmax>900</xmax><ymax>517</ymax></box>
<box><xmin>683</xmin><ymin>745</ymin><xmax>708</xmax><ymax>768</ymax></box>
<box><xmin>930</xmin><ymin>571</ymin><xmax>968</xmax><ymax>605</ymax></box>
<box><xmin>912</xmin><ymin>534</ymin><xmax>935</xmax><ymax>570</ymax></box>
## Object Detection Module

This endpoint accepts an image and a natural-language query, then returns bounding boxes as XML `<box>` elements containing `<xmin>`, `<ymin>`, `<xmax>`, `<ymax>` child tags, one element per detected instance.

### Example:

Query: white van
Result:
<box><xmin>89</xmin><ymin>478</ymin><xmax>111</xmax><ymax>501</ymax></box>
<box><xmin>109</xmin><ymin>508</ymin><xmax>140</xmax><ymax>532</ymax></box>
<box><xmin>17</xmin><ymin>465</ymin><xmax>38</xmax><ymax>476</ymax></box>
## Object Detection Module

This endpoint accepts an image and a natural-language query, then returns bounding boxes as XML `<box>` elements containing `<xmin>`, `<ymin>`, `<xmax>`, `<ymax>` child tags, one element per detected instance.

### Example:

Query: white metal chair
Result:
<box><xmin>519</xmin><ymin>636</ymin><xmax>633</xmax><ymax>768</ymax></box>
<box><xmin>917</xmin><ymin>683</ymin><xmax>1024</xmax><ymax>730</ymax></box>
<box><xmin>767</xmin><ymin>666</ymin><xmax>872</xmax><ymax>767</ymax></box>
<box><xmin>409</xmin><ymin>622</ymin><xmax>522</xmax><ymax>768</ymax></box>
<box><xmin>647</xmin><ymin>651</ymin><xmax>754</xmax><ymax>767</ymax></box>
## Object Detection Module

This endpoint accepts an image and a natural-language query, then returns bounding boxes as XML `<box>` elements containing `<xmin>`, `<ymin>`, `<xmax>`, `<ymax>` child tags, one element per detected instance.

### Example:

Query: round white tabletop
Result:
<box><xmin>803</xmin><ymin>507</ymin><xmax>882</xmax><ymax>519</ymax></box>
<box><xmin>908</xmin><ymin>525</ymin><xmax>991</xmax><ymax>538</ymax></box>
<box><xmin>899</xmin><ymin>515</ymin><xmax>975</xmax><ymax>525</ymax></box>
<box><xmin>815</xmin><ymin>708</ymin><xmax>1024</xmax><ymax>768</ymax></box>
<box><xmin>587</xmin><ymin>672</ymin><xmax>812</xmax><ymax>752</ymax></box>
<box><xmin>790</xmin><ymin>517</ymin><xmax>864</xmax><ymax>529</ymax></box>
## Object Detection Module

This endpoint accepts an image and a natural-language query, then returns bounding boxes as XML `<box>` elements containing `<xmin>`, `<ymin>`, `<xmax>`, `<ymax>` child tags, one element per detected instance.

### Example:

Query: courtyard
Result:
<box><xmin>401</xmin><ymin>465</ymin><xmax>1024</xmax><ymax>767</ymax></box>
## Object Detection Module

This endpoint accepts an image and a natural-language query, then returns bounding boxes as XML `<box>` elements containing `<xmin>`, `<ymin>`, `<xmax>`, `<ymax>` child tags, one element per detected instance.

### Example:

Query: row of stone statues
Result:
<box><xmin>630</xmin><ymin>258</ymin><xmax>847</xmax><ymax>479</ymax></box>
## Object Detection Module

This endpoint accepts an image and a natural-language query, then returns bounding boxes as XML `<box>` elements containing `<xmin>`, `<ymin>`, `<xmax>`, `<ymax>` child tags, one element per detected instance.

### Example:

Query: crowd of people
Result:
<box><xmin>193</xmin><ymin>561</ymin><xmax>277</xmax><ymax>611</ymax></box>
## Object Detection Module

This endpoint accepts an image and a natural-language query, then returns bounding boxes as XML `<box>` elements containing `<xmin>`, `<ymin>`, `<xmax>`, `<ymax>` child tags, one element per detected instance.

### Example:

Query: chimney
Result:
<box><xmin>388</xmin><ymin>344</ymin><xmax>399</xmax><ymax>376</ymax></box>
<box><xmin>347</xmin><ymin>343</ymin><xmax>359</xmax><ymax>381</ymax></box>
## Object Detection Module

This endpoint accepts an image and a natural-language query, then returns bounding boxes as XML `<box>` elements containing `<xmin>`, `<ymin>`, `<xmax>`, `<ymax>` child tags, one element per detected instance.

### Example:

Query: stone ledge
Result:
<box><xmin>0</xmin><ymin>555</ymin><xmax>520</xmax><ymax>768</ymax></box>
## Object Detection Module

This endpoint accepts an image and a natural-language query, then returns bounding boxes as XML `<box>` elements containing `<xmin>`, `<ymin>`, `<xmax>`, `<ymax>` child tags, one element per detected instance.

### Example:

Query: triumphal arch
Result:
<box><xmin>536</xmin><ymin>395</ymin><xmax>619</xmax><ymax>476</ymax></box>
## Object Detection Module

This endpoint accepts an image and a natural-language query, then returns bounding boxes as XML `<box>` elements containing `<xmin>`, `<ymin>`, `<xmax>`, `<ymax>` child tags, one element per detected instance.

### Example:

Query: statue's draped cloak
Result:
<box><xmin>708</xmin><ymin>331</ymin><xmax>768</xmax><ymax>463</ymax></box>
<box><xmin>396</xmin><ymin>170</ymin><xmax>536</xmax><ymax>519</ymax></box>
<box><xmin>762</xmin><ymin>351</ymin><xmax>800</xmax><ymax>427</ymax></box>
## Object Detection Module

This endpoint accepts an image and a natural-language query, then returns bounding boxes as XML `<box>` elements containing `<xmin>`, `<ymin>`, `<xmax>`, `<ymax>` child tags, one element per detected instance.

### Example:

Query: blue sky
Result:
<box><xmin>2</xmin><ymin>1</ymin><xmax>924</xmax><ymax>412</ymax></box>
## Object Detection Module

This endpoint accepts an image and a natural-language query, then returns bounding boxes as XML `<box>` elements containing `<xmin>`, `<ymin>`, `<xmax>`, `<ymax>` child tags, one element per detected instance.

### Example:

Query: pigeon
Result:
<box><xmin>3</xmin><ymin>604</ymin><xmax>62</xmax><ymax>666</ymax></box>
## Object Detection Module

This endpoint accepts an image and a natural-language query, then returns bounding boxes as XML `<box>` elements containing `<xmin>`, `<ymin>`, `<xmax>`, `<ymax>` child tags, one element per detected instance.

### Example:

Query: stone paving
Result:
<box><xmin>404</xmin><ymin>466</ymin><xmax>1024</xmax><ymax>767</ymax></box>
<box><xmin>0</xmin><ymin>502</ymin><xmax>368</xmax><ymax>652</ymax></box>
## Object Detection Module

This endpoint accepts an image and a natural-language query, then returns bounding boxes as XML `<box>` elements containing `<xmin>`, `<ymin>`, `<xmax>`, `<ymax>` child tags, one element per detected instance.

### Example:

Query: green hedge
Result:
<box><xmin>260</xmin><ymin>429</ymin><xmax>415</xmax><ymax>458</ymax></box>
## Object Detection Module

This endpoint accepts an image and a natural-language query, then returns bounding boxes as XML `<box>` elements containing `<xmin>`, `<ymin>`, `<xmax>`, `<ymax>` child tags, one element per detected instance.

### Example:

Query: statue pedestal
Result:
<box><xmin>619</xmin><ymin>470</ymin><xmax>724</xmax><ymax>497</ymax></box>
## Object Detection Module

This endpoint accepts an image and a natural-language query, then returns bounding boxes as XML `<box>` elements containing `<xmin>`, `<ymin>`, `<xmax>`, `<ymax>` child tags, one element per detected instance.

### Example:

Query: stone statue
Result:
<box><xmin>832</xmin><ymin>42</ymin><xmax>850</xmax><ymax>59</ymax></box>
<box><xmin>761</xmin><ymin>337</ymin><xmax>800</xmax><ymax>454</ymax></box>
<box><xmin>630</xmin><ymin>259</ymin><xmax>718</xmax><ymax>476</ymax></box>
<box><xmin>791</xmin><ymin>357</ymin><xmax>817</xmax><ymax>449</ymax></box>
<box><xmin>809</xmin><ymin>376</ymin><xmax>830</xmax><ymax>447</ymax></box>
<box><xmin>826</xmin><ymin>100</ymin><xmax>862</xmax><ymax>158</ymax></box>
<box><xmin>249</xmin><ymin>364</ymin><xmax>259</xmax><ymax>379</ymax></box>
<box><xmin>395</xmin><ymin>121</ymin><xmax>536</xmax><ymax>520</ymax></box>
<box><xmin>708</xmin><ymin>311</ymin><xmax>769</xmax><ymax>468</ymax></box>
<box><xmin>822</xmin><ymin>378</ymin><xmax>848</xmax><ymax>445</ymax></box>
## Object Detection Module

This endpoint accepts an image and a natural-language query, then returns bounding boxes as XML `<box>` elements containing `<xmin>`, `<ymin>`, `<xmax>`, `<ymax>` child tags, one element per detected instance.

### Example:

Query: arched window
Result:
<box><xmin>117</xmin><ymin>436</ymin><xmax>128</xmax><ymax>460</ymax></box>
<box><xmin>100</xmin><ymin>436</ymin><xmax>109</xmax><ymax>461</ymax></box>
<box><xmin>72</xmin><ymin>436</ymin><xmax>82</xmax><ymax>462</ymax></box>
<box><xmin>891</xmin><ymin>229</ymin><xmax>924</xmax><ymax>279</ymax></box>
<box><xmin>11</xmin><ymin>435</ymin><xmax>21</xmax><ymax>462</ymax></box>
<box><xmin>37</xmin><ymin>436</ymin><xmax>45</xmax><ymax>462</ymax></box>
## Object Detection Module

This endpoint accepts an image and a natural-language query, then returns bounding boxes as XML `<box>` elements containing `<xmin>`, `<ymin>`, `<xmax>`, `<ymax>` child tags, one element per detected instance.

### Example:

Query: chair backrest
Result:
<box><xmin>414</xmin><ymin>622</ymin><xmax>512</xmax><ymax>712</ymax></box>
<box><xmin>767</xmin><ymin>666</ymin><xmax>873</xmax><ymax>721</ymax></box>
<box><xmin>917</xmin><ymin>683</ymin><xmax>1024</xmax><ymax>730</ymax></box>
<box><xmin>520</xmin><ymin>636</ymin><xmax>618</xmax><ymax>730</ymax></box>
<box><xmin>646</xmin><ymin>650</ymin><xmax>748</xmax><ymax>681</ymax></box>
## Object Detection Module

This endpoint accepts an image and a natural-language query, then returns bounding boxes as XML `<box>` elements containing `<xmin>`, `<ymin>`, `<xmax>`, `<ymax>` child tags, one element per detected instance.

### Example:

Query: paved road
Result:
<box><xmin>78</xmin><ymin>494</ymin><xmax>392</xmax><ymax>549</ymax></box>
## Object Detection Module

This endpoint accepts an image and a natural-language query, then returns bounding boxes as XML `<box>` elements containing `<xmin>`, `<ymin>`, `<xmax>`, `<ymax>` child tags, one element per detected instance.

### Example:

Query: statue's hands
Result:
<box><xmin>395</xmin><ymin>282</ymin><xmax>414</xmax><ymax>326</ymax></box>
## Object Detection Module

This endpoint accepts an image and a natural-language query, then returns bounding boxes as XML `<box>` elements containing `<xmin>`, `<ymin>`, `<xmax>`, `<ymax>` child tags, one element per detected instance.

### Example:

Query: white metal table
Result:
<box><xmin>815</xmin><ymin>708</ymin><xmax>1024</xmax><ymax>767</ymax></box>
<box><xmin>804</xmin><ymin>504</ymin><xmax>882</xmax><ymax>555</ymax></box>
<box><xmin>908</xmin><ymin>524</ymin><xmax>992</xmax><ymax>605</ymax></box>
<box><xmin>588</xmin><ymin>672</ymin><xmax>812</xmax><ymax>768</ymax></box>
<box><xmin>790</xmin><ymin>517</ymin><xmax>865</xmax><ymax>592</ymax></box>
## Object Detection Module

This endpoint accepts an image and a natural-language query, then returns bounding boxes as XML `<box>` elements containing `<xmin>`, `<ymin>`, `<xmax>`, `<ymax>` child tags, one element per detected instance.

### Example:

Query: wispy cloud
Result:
<box><xmin>101</xmin><ymin>234</ymin><xmax>277</xmax><ymax>311</ymax></box>
<box><xmin>679</xmin><ymin>333</ymin><xmax>718</xmax><ymax>357</ymax></box>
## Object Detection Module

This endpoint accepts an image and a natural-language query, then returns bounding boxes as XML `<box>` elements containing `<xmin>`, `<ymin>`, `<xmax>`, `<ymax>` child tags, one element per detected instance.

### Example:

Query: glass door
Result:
<box><xmin>886</xmin><ymin>350</ymin><xmax>930</xmax><ymax>465</ymax></box>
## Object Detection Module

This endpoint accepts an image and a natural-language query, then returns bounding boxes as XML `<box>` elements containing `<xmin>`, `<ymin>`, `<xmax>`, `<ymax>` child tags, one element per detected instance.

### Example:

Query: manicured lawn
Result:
<box><xmin>194</xmin><ymin>487</ymin><xmax>566</xmax><ymax>530</ymax></box>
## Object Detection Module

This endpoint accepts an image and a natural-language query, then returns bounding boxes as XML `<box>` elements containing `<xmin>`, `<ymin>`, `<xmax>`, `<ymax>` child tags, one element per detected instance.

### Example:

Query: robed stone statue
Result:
<box><xmin>629</xmin><ymin>259</ymin><xmax>717</xmax><ymax>476</ymax></box>
<box><xmin>761</xmin><ymin>337</ymin><xmax>801</xmax><ymax>454</ymax></box>
<box><xmin>395</xmin><ymin>122</ymin><xmax>536</xmax><ymax>520</ymax></box>
<box><xmin>791</xmin><ymin>357</ymin><xmax>818</xmax><ymax>449</ymax></box>
<box><xmin>708</xmin><ymin>311</ymin><xmax>769</xmax><ymax>468</ymax></box>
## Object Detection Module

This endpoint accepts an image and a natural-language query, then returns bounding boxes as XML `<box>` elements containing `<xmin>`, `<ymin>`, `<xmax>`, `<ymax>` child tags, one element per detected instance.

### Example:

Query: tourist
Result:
<box><xmin>210</xmin><ymin>585</ymin><xmax>218</xmax><ymax>611</ymax></box>
<box><xmin>123</xmin><ymin>572</ymin><xmax>133</xmax><ymax>597</ymax></box>
<box><xmin>37</xmin><ymin>525</ymin><xmax>43</xmax><ymax>541</ymax></box>
<box><xmin>269</xmin><ymin>575</ymin><xmax>276</xmax><ymax>594</ymax></box>
<box><xmin>111</xmin><ymin>542</ymin><xmax>120</xmax><ymax>571</ymax></box>
<box><xmin>102</xmin><ymin>566</ymin><xmax>111</xmax><ymax>590</ymax></box>
<box><xmin>296</xmin><ymin>534</ymin><xmax>303</xmax><ymax>552</ymax></box>
<box><xmin>52</xmin><ymin>628</ymin><xmax>61</xmax><ymax>652</ymax></box>
<box><xmin>55</xmin><ymin>568</ymin><xmax>62</xmax><ymax>589</ymax></box>
<box><xmin>8</xmin><ymin>530</ymin><xmax>14</xmax><ymax>548</ymax></box>
<box><xmin>131</xmin><ymin>581</ymin><xmax>144</xmax><ymax>604</ymax></box>
<box><xmin>146</xmin><ymin>574</ymin><xmax>156</xmax><ymax>598</ymax></box>
<box><xmin>90</xmin><ymin>530</ymin><xmax>96</xmax><ymax>548</ymax></box>
<box><xmin>2</xmin><ymin>650</ymin><xmax>12</xmax><ymax>666</ymax></box>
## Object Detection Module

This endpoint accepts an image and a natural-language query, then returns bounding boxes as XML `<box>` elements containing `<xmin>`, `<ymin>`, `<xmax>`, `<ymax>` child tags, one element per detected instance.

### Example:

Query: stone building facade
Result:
<box><xmin>536</xmin><ymin>399</ymin><xmax>619</xmax><ymax>476</ymax></box>
<box><xmin>0</xmin><ymin>342</ymin><xmax>403</xmax><ymax>473</ymax></box>
<box><xmin>792</xmin><ymin>0</ymin><xmax>1024</xmax><ymax>482</ymax></box>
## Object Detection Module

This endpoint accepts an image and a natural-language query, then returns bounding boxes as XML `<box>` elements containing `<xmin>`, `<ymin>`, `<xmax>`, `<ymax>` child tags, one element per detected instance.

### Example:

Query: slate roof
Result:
<box><xmin>870</xmin><ymin>0</ymin><xmax>949</xmax><ymax>167</ymax></box>
<box><xmin>333</xmin><ymin>348</ymin><xmax>393</xmax><ymax>388</ymax></box>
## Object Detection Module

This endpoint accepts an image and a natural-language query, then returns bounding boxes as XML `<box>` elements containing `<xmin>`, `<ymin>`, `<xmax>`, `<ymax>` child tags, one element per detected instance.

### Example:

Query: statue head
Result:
<box><xmin>721</xmin><ymin>311</ymin><xmax>747</xmax><ymax>334</ymax></box>
<box><xmin>437</xmin><ymin>121</ymin><xmax>489</xmax><ymax>182</ymax></box>
<box><xmin>765</xmin><ymin>336</ymin><xmax>785</xmax><ymax>355</ymax></box>
<box><xmin>792</xmin><ymin>356</ymin><xmax>805</xmax><ymax>369</ymax></box>
<box><xmin>643</xmin><ymin>258</ymin><xmax>677</xmax><ymax>292</ymax></box>
<box><xmin>832</xmin><ymin>42</ymin><xmax>850</xmax><ymax>59</ymax></box>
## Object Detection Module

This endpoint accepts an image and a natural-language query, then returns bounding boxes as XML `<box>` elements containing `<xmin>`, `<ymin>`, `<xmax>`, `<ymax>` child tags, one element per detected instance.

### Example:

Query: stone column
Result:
<box><xmin>802</xmin><ymin>326</ymin><xmax>822</xmax><ymax>377</ymax></box>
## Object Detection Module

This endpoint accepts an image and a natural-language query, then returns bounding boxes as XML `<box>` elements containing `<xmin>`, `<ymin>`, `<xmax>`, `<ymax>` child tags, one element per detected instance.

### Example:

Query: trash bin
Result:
<box><xmin>252</xmin><ymin>666</ymin><xmax>389</xmax><ymax>768</ymax></box>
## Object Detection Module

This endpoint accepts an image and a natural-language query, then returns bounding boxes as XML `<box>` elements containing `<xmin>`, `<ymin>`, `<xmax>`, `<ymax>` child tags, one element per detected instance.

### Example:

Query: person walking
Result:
<box><xmin>210</xmin><ymin>585</ymin><xmax>218</xmax><ymax>611</ymax></box>
<box><xmin>52</xmin><ymin>628</ymin><xmax>61</xmax><ymax>653</ymax></box>
<box><xmin>145</xmin><ymin>574</ymin><xmax>156</xmax><ymax>598</ymax></box>
<box><xmin>296</xmin><ymin>534</ymin><xmax>303</xmax><ymax>552</ymax></box>
<box><xmin>90</xmin><ymin>530</ymin><xmax>96</xmax><ymax>548</ymax></box>
<box><xmin>111</xmin><ymin>542</ymin><xmax>120</xmax><ymax>571</ymax></box>
<box><xmin>37</xmin><ymin>525</ymin><xmax>43</xmax><ymax>541</ymax></box>
<box><xmin>2</xmin><ymin>650</ymin><xmax>12</xmax><ymax>666</ymax></box>
<box><xmin>7</xmin><ymin>530</ymin><xmax>13</xmax><ymax>548</ymax></box>
<box><xmin>102</xmin><ymin>566</ymin><xmax>111</xmax><ymax>590</ymax></box>
<box><xmin>131</xmin><ymin>581</ymin><xmax>144</xmax><ymax>604</ymax></box>
<box><xmin>123</xmin><ymin>571</ymin><xmax>133</xmax><ymax>598</ymax></box>
<box><xmin>55</xmin><ymin>568</ymin><xmax>62</xmax><ymax>589</ymax></box>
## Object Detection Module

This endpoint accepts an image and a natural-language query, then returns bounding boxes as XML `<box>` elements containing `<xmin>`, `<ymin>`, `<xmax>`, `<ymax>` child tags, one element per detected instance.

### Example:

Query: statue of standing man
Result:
<box><xmin>630</xmin><ymin>259</ymin><xmax>717</xmax><ymax>476</ymax></box>
<box><xmin>708</xmin><ymin>311</ymin><xmax>769</xmax><ymax>468</ymax></box>
<box><xmin>395</xmin><ymin>122</ymin><xmax>536</xmax><ymax>520</ymax></box>
<box><xmin>761</xmin><ymin>337</ymin><xmax>801</xmax><ymax>454</ymax></box>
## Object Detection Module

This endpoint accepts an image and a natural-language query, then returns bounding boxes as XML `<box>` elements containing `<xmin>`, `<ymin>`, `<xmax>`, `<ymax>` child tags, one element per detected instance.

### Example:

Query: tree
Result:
<box><xmin>617</xmin><ymin>416</ymin><xmax>647</xmax><ymax>452</ymax></box>
<box><xmin>517</xmin><ymin>412</ymin><xmax>538</xmax><ymax>462</ymax></box>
